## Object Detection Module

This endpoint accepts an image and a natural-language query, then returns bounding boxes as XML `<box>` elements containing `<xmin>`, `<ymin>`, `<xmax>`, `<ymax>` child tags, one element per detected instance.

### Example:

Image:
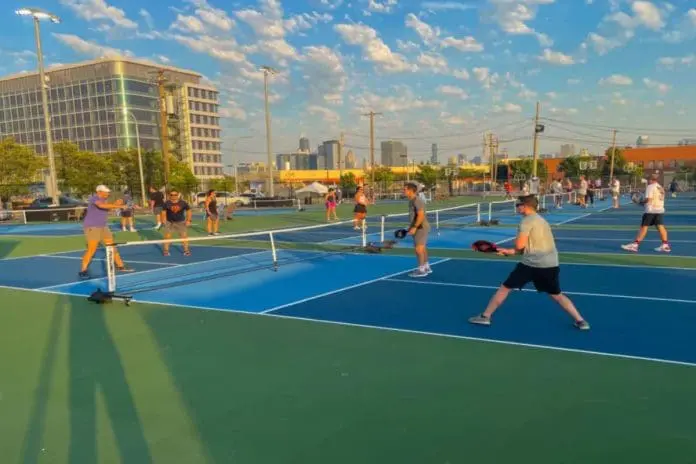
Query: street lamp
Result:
<box><xmin>261</xmin><ymin>65</ymin><xmax>278</xmax><ymax>197</ymax></box>
<box><xmin>16</xmin><ymin>7</ymin><xmax>60</xmax><ymax>206</ymax></box>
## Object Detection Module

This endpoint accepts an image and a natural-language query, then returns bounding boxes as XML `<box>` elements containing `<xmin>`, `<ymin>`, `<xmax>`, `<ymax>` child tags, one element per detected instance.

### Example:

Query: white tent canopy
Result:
<box><xmin>295</xmin><ymin>181</ymin><xmax>329</xmax><ymax>197</ymax></box>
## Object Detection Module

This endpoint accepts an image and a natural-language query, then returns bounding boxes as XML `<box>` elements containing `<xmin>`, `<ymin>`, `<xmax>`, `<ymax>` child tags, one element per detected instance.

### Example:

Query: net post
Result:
<box><xmin>476</xmin><ymin>203</ymin><xmax>481</xmax><ymax>223</ymax></box>
<box><xmin>435</xmin><ymin>211</ymin><xmax>440</xmax><ymax>235</ymax></box>
<box><xmin>105</xmin><ymin>244</ymin><xmax>116</xmax><ymax>293</ymax></box>
<box><xmin>380</xmin><ymin>215</ymin><xmax>385</xmax><ymax>243</ymax></box>
<box><xmin>488</xmin><ymin>202</ymin><xmax>493</xmax><ymax>222</ymax></box>
<box><xmin>22</xmin><ymin>210</ymin><xmax>27</xmax><ymax>225</ymax></box>
<box><xmin>269</xmin><ymin>232</ymin><xmax>278</xmax><ymax>270</ymax></box>
<box><xmin>361</xmin><ymin>219</ymin><xmax>367</xmax><ymax>247</ymax></box>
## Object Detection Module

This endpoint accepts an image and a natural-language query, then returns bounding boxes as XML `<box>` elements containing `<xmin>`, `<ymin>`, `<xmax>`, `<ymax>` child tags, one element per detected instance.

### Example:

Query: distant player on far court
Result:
<box><xmin>404</xmin><ymin>182</ymin><xmax>432</xmax><ymax>277</ymax></box>
<box><xmin>469</xmin><ymin>195</ymin><xmax>590</xmax><ymax>330</ymax></box>
<box><xmin>79</xmin><ymin>185</ymin><xmax>133</xmax><ymax>279</ymax></box>
<box><xmin>161</xmin><ymin>189</ymin><xmax>193</xmax><ymax>256</ymax></box>
<box><xmin>621</xmin><ymin>174</ymin><xmax>670</xmax><ymax>253</ymax></box>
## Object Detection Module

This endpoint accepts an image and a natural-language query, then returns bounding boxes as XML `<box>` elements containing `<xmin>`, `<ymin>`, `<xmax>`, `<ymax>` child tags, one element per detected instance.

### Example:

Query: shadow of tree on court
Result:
<box><xmin>20</xmin><ymin>292</ymin><xmax>153</xmax><ymax>463</ymax></box>
<box><xmin>67</xmin><ymin>296</ymin><xmax>153</xmax><ymax>463</ymax></box>
<box><xmin>0</xmin><ymin>239</ymin><xmax>19</xmax><ymax>259</ymax></box>
<box><xmin>19</xmin><ymin>294</ymin><xmax>65</xmax><ymax>464</ymax></box>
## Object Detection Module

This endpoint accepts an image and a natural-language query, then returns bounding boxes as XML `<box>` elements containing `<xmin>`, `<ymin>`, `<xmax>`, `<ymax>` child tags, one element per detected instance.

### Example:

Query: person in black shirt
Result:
<box><xmin>160</xmin><ymin>190</ymin><xmax>192</xmax><ymax>256</ymax></box>
<box><xmin>149</xmin><ymin>186</ymin><xmax>166</xmax><ymax>230</ymax></box>
<box><xmin>205</xmin><ymin>189</ymin><xmax>220</xmax><ymax>236</ymax></box>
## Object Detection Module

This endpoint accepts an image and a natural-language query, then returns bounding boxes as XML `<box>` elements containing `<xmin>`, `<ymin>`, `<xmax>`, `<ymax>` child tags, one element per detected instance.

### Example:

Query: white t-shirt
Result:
<box><xmin>595</xmin><ymin>179</ymin><xmax>602</xmax><ymax>188</ymax></box>
<box><xmin>551</xmin><ymin>181</ymin><xmax>563</xmax><ymax>194</ymax></box>
<box><xmin>644</xmin><ymin>183</ymin><xmax>665</xmax><ymax>214</ymax></box>
<box><xmin>611</xmin><ymin>179</ymin><xmax>620</xmax><ymax>193</ymax></box>
<box><xmin>578</xmin><ymin>180</ymin><xmax>588</xmax><ymax>195</ymax></box>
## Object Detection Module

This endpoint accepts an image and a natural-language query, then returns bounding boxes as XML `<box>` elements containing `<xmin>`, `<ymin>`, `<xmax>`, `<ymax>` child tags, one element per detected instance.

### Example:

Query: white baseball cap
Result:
<box><xmin>95</xmin><ymin>185</ymin><xmax>111</xmax><ymax>193</ymax></box>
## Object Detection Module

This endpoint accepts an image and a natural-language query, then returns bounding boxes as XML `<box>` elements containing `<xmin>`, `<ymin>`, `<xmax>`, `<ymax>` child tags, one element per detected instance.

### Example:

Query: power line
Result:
<box><xmin>539</xmin><ymin>117</ymin><xmax>696</xmax><ymax>135</ymax></box>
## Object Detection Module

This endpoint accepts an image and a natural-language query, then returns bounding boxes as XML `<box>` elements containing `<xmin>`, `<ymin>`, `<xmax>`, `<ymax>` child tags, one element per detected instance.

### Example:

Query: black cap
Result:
<box><xmin>516</xmin><ymin>194</ymin><xmax>538</xmax><ymax>209</ymax></box>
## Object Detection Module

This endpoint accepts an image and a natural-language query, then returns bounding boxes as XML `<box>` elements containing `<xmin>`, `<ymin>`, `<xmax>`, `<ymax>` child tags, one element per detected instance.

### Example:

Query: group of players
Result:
<box><xmin>79</xmin><ymin>173</ymin><xmax>673</xmax><ymax>332</ymax></box>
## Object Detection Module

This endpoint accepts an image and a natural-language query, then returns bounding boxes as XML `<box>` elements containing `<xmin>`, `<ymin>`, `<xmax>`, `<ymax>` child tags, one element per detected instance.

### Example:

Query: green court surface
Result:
<box><xmin>2</xmin><ymin>195</ymin><xmax>696</xmax><ymax>464</ymax></box>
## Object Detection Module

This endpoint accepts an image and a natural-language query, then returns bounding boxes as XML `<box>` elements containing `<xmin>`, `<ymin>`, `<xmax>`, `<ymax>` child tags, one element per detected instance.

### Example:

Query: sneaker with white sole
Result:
<box><xmin>654</xmin><ymin>243</ymin><xmax>671</xmax><ymax>253</ymax></box>
<box><xmin>409</xmin><ymin>269</ymin><xmax>429</xmax><ymax>278</ymax></box>
<box><xmin>468</xmin><ymin>314</ymin><xmax>491</xmax><ymax>326</ymax></box>
<box><xmin>621</xmin><ymin>242</ymin><xmax>639</xmax><ymax>252</ymax></box>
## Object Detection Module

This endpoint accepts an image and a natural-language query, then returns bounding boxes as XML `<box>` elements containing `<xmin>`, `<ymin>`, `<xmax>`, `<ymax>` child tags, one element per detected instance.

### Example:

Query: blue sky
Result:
<box><xmin>2</xmin><ymin>0</ymin><xmax>695</xmax><ymax>165</ymax></box>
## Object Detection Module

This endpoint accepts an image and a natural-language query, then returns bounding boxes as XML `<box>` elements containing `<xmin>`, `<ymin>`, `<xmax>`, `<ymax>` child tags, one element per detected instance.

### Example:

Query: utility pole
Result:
<box><xmin>531</xmin><ymin>101</ymin><xmax>542</xmax><ymax>177</ymax></box>
<box><xmin>489</xmin><ymin>132</ymin><xmax>497</xmax><ymax>185</ymax></box>
<box><xmin>362</xmin><ymin>111</ymin><xmax>382</xmax><ymax>188</ymax></box>
<box><xmin>609</xmin><ymin>129</ymin><xmax>618</xmax><ymax>181</ymax></box>
<box><xmin>261</xmin><ymin>65</ymin><xmax>278</xmax><ymax>197</ymax></box>
<box><xmin>156</xmin><ymin>70</ymin><xmax>170</xmax><ymax>190</ymax></box>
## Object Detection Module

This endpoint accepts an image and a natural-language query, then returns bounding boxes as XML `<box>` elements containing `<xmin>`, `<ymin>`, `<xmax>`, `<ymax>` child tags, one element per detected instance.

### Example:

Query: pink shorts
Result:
<box><xmin>326</xmin><ymin>201</ymin><xmax>336</xmax><ymax>209</ymax></box>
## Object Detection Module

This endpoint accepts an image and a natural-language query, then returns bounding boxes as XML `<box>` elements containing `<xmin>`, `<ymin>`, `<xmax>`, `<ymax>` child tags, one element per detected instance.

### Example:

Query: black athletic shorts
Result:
<box><xmin>641</xmin><ymin>213</ymin><xmax>664</xmax><ymax>227</ymax></box>
<box><xmin>503</xmin><ymin>263</ymin><xmax>561</xmax><ymax>295</ymax></box>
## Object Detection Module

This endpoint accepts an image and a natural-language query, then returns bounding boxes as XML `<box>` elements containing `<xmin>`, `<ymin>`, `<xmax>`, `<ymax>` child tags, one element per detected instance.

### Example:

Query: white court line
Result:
<box><xmin>2</xmin><ymin>272</ymin><xmax>696</xmax><ymax>369</ymax></box>
<box><xmin>261</xmin><ymin>258</ymin><xmax>452</xmax><ymax>314</ymax></box>
<box><xmin>384</xmin><ymin>278</ymin><xmax>696</xmax><ymax>304</ymax></box>
<box><xmin>555</xmin><ymin>213</ymin><xmax>592</xmax><ymax>226</ymax></box>
<box><xmin>42</xmin><ymin>254</ymin><xmax>182</xmax><ymax>267</ymax></box>
<box><xmin>38</xmin><ymin>249</ymin><xmax>273</xmax><ymax>290</ymax></box>
<box><xmin>435</xmin><ymin>254</ymin><xmax>696</xmax><ymax>271</ymax></box>
<box><xmin>553</xmin><ymin>237</ymin><xmax>696</xmax><ymax>243</ymax></box>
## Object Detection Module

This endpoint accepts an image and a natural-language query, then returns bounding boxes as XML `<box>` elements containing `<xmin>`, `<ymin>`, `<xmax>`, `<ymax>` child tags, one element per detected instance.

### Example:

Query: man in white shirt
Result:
<box><xmin>611</xmin><ymin>178</ymin><xmax>620</xmax><ymax>209</ymax></box>
<box><xmin>551</xmin><ymin>178</ymin><xmax>563</xmax><ymax>208</ymax></box>
<box><xmin>621</xmin><ymin>174</ymin><xmax>671</xmax><ymax>253</ymax></box>
<box><xmin>577</xmin><ymin>176</ymin><xmax>588</xmax><ymax>207</ymax></box>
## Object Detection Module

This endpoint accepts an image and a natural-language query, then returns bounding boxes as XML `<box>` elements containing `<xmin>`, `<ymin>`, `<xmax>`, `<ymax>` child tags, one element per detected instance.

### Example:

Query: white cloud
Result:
<box><xmin>405</xmin><ymin>13</ymin><xmax>440</xmax><ymax>46</ymax></box>
<box><xmin>53</xmin><ymin>33</ymin><xmax>131</xmax><ymax>58</ymax></box>
<box><xmin>567</xmin><ymin>78</ymin><xmax>581</xmax><ymax>85</ymax></box>
<box><xmin>220</xmin><ymin>99</ymin><xmax>247</xmax><ymax>120</ymax></box>
<box><xmin>193</xmin><ymin>0</ymin><xmax>236</xmax><ymax>31</ymax></box>
<box><xmin>437</xmin><ymin>85</ymin><xmax>469</xmax><ymax>99</ymax></box>
<box><xmin>655</xmin><ymin>100</ymin><xmax>665</xmax><ymax>107</ymax></box>
<box><xmin>663</xmin><ymin>8</ymin><xmax>696</xmax><ymax>42</ymax></box>
<box><xmin>538</xmin><ymin>48</ymin><xmax>575</xmax><ymax>65</ymax></box>
<box><xmin>171</xmin><ymin>14</ymin><xmax>206</xmax><ymax>33</ymax></box>
<box><xmin>452</xmin><ymin>69</ymin><xmax>470</xmax><ymax>80</ymax></box>
<box><xmin>416</xmin><ymin>52</ymin><xmax>449</xmax><ymax>73</ymax></box>
<box><xmin>60</xmin><ymin>0</ymin><xmax>138</xmax><ymax>29</ymax></box>
<box><xmin>657</xmin><ymin>54</ymin><xmax>695</xmax><ymax>69</ymax></box>
<box><xmin>334</xmin><ymin>23</ymin><xmax>414</xmax><ymax>72</ymax></box>
<box><xmin>285</xmin><ymin>12</ymin><xmax>334</xmax><ymax>33</ymax></box>
<box><xmin>302</xmin><ymin>45</ymin><xmax>348</xmax><ymax>105</ymax></box>
<box><xmin>518</xmin><ymin>88</ymin><xmax>537</xmax><ymax>100</ymax></box>
<box><xmin>139</xmin><ymin>9</ymin><xmax>154</xmax><ymax>30</ymax></box>
<box><xmin>599</xmin><ymin>74</ymin><xmax>633</xmax><ymax>85</ymax></box>
<box><xmin>365</xmin><ymin>0</ymin><xmax>399</xmax><ymax>14</ymax></box>
<box><xmin>484</xmin><ymin>0</ymin><xmax>554</xmax><ymax>46</ymax></box>
<box><xmin>173</xmin><ymin>34</ymin><xmax>247</xmax><ymax>63</ymax></box>
<box><xmin>548</xmin><ymin>107</ymin><xmax>578</xmax><ymax>116</ymax></box>
<box><xmin>643</xmin><ymin>78</ymin><xmax>670</xmax><ymax>94</ymax></box>
<box><xmin>307</xmin><ymin>105</ymin><xmax>340</xmax><ymax>122</ymax></box>
<box><xmin>422</xmin><ymin>2</ymin><xmax>476</xmax><ymax>11</ymax></box>
<box><xmin>492</xmin><ymin>103</ymin><xmax>522</xmax><ymax>113</ymax></box>
<box><xmin>352</xmin><ymin>89</ymin><xmax>442</xmax><ymax>112</ymax></box>
<box><xmin>396</xmin><ymin>40</ymin><xmax>421</xmax><ymax>52</ymax></box>
<box><xmin>546</xmin><ymin>91</ymin><xmax>557</xmax><ymax>99</ymax></box>
<box><xmin>440</xmin><ymin>36</ymin><xmax>484</xmax><ymax>52</ymax></box>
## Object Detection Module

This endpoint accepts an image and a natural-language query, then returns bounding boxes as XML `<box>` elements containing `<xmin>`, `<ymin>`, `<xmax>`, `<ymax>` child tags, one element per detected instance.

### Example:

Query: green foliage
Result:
<box><xmin>372</xmin><ymin>166</ymin><xmax>395</xmax><ymax>185</ymax></box>
<box><xmin>458</xmin><ymin>168</ymin><xmax>483</xmax><ymax>179</ymax></box>
<box><xmin>509</xmin><ymin>159</ymin><xmax>548</xmax><ymax>180</ymax></box>
<box><xmin>0</xmin><ymin>138</ymin><xmax>47</xmax><ymax>201</ymax></box>
<box><xmin>209</xmin><ymin>176</ymin><xmax>236</xmax><ymax>192</ymax></box>
<box><xmin>169</xmin><ymin>157</ymin><xmax>198</xmax><ymax>195</ymax></box>
<box><xmin>141</xmin><ymin>150</ymin><xmax>165</xmax><ymax>190</ymax></box>
<box><xmin>415</xmin><ymin>165</ymin><xmax>438</xmax><ymax>188</ymax></box>
<box><xmin>604</xmin><ymin>147</ymin><xmax>627</xmax><ymax>173</ymax></box>
<box><xmin>55</xmin><ymin>141</ymin><xmax>116</xmax><ymax>197</ymax></box>
<box><xmin>110</xmin><ymin>148</ymin><xmax>145</xmax><ymax>197</ymax></box>
<box><xmin>339</xmin><ymin>172</ymin><xmax>357</xmax><ymax>191</ymax></box>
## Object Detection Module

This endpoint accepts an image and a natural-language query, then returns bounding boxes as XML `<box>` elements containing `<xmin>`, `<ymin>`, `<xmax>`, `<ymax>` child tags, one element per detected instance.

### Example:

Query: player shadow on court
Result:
<box><xmin>20</xmin><ymin>293</ymin><xmax>152</xmax><ymax>463</ymax></box>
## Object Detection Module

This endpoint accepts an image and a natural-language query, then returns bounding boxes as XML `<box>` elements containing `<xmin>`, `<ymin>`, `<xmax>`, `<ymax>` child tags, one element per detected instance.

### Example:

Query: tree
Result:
<box><xmin>141</xmin><ymin>150</ymin><xmax>165</xmax><ymax>190</ymax></box>
<box><xmin>339</xmin><ymin>172</ymin><xmax>357</xmax><ymax>191</ymax></box>
<box><xmin>168</xmin><ymin>157</ymin><xmax>198</xmax><ymax>195</ymax></box>
<box><xmin>110</xmin><ymin>148</ymin><xmax>145</xmax><ymax>198</ymax></box>
<box><xmin>415</xmin><ymin>165</ymin><xmax>438</xmax><ymax>189</ymax></box>
<box><xmin>603</xmin><ymin>146</ymin><xmax>627</xmax><ymax>176</ymax></box>
<box><xmin>54</xmin><ymin>141</ymin><xmax>116</xmax><ymax>197</ymax></box>
<box><xmin>458</xmin><ymin>168</ymin><xmax>483</xmax><ymax>180</ymax></box>
<box><xmin>0</xmin><ymin>137</ymin><xmax>46</xmax><ymax>202</ymax></box>
<box><xmin>372</xmin><ymin>166</ymin><xmax>394</xmax><ymax>185</ymax></box>
<box><xmin>509</xmin><ymin>158</ymin><xmax>548</xmax><ymax>180</ymax></box>
<box><xmin>210</xmin><ymin>176</ymin><xmax>235</xmax><ymax>192</ymax></box>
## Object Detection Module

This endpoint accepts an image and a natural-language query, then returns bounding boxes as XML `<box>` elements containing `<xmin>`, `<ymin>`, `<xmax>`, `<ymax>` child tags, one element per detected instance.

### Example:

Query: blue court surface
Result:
<box><xmin>2</xmin><ymin>194</ymin><xmax>695</xmax><ymax>368</ymax></box>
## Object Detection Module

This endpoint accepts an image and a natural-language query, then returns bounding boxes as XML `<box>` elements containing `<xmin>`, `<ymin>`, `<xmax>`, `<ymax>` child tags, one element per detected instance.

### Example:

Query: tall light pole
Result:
<box><xmin>16</xmin><ymin>7</ymin><xmax>60</xmax><ymax>206</ymax></box>
<box><xmin>261</xmin><ymin>66</ymin><xmax>278</xmax><ymax>197</ymax></box>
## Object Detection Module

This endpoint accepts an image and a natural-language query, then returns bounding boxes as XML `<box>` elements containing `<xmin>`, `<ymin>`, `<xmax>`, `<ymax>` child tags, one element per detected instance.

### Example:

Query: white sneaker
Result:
<box><xmin>621</xmin><ymin>242</ymin><xmax>639</xmax><ymax>252</ymax></box>
<box><xmin>654</xmin><ymin>243</ymin><xmax>671</xmax><ymax>253</ymax></box>
<box><xmin>130</xmin><ymin>228</ymin><xmax>137</xmax><ymax>232</ymax></box>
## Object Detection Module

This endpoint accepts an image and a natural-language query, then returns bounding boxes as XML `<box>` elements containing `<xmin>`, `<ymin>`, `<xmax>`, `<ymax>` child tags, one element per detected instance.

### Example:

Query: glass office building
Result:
<box><xmin>0</xmin><ymin>58</ymin><xmax>223</xmax><ymax>182</ymax></box>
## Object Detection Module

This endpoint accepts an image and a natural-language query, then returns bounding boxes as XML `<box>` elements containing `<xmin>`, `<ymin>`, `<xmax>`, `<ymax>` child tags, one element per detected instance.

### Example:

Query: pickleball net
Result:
<box><xmin>99</xmin><ymin>218</ymin><xmax>369</xmax><ymax>298</ymax></box>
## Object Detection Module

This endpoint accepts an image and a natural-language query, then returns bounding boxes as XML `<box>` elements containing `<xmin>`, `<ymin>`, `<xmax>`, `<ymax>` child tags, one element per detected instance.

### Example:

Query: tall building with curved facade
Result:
<box><xmin>0</xmin><ymin>57</ymin><xmax>223</xmax><ymax>183</ymax></box>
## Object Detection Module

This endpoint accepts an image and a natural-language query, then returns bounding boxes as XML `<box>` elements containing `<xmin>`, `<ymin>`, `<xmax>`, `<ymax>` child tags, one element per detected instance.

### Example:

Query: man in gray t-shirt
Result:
<box><xmin>468</xmin><ymin>195</ymin><xmax>590</xmax><ymax>330</ymax></box>
<box><xmin>404</xmin><ymin>182</ymin><xmax>431</xmax><ymax>278</ymax></box>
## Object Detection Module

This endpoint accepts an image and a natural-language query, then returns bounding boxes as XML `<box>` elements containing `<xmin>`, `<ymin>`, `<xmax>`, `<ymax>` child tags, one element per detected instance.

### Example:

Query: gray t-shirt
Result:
<box><xmin>518</xmin><ymin>213</ymin><xmax>558</xmax><ymax>268</ymax></box>
<box><xmin>409</xmin><ymin>196</ymin><xmax>430</xmax><ymax>231</ymax></box>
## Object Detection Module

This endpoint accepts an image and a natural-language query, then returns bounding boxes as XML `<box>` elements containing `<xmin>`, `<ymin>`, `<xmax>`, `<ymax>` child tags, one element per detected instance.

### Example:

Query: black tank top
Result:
<box><xmin>208</xmin><ymin>198</ymin><xmax>217</xmax><ymax>213</ymax></box>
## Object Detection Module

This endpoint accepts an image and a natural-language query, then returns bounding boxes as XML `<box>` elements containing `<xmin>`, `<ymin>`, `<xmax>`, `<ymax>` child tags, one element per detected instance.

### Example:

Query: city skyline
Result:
<box><xmin>2</xmin><ymin>0</ymin><xmax>695</xmax><ymax>168</ymax></box>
